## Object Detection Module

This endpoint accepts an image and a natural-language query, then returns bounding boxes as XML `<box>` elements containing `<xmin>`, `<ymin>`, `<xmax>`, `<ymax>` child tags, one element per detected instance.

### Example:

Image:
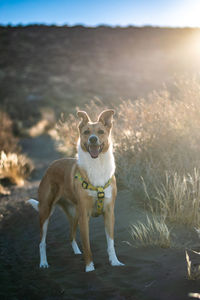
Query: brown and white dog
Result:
<box><xmin>28</xmin><ymin>109</ymin><xmax>124</xmax><ymax>272</ymax></box>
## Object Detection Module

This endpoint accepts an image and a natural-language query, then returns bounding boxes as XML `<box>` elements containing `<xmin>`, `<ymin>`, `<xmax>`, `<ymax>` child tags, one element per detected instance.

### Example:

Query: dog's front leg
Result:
<box><xmin>78</xmin><ymin>206</ymin><xmax>94</xmax><ymax>272</ymax></box>
<box><xmin>104</xmin><ymin>203</ymin><xmax>124</xmax><ymax>267</ymax></box>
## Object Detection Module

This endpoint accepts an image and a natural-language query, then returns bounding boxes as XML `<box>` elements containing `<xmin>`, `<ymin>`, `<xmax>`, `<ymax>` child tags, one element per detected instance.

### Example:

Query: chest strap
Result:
<box><xmin>75</xmin><ymin>172</ymin><xmax>113</xmax><ymax>215</ymax></box>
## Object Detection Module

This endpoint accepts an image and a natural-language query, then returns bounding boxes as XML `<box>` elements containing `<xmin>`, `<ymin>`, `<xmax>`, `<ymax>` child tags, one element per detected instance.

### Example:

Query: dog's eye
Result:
<box><xmin>84</xmin><ymin>130</ymin><xmax>90</xmax><ymax>135</ymax></box>
<box><xmin>98</xmin><ymin>129</ymin><xmax>104</xmax><ymax>134</ymax></box>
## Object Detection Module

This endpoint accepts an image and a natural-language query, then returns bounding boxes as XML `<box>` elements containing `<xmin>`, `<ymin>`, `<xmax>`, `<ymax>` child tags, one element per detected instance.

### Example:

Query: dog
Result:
<box><xmin>28</xmin><ymin>109</ymin><xmax>124</xmax><ymax>272</ymax></box>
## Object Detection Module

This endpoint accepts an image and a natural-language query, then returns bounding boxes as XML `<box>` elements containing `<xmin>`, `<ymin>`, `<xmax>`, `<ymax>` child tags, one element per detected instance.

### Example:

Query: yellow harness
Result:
<box><xmin>75</xmin><ymin>172</ymin><xmax>113</xmax><ymax>215</ymax></box>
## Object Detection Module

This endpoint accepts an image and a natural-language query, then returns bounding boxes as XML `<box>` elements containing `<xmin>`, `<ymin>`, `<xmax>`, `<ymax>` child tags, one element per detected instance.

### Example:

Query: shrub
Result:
<box><xmin>130</xmin><ymin>214</ymin><xmax>170</xmax><ymax>248</ymax></box>
<box><xmin>0</xmin><ymin>184</ymin><xmax>10</xmax><ymax>195</ymax></box>
<box><xmin>0</xmin><ymin>111</ymin><xmax>19</xmax><ymax>153</ymax></box>
<box><xmin>186</xmin><ymin>250</ymin><xmax>200</xmax><ymax>281</ymax></box>
<box><xmin>0</xmin><ymin>110</ymin><xmax>34</xmax><ymax>192</ymax></box>
<box><xmin>143</xmin><ymin>169</ymin><xmax>200</xmax><ymax>227</ymax></box>
<box><xmin>189</xmin><ymin>293</ymin><xmax>200</xmax><ymax>299</ymax></box>
<box><xmin>114</xmin><ymin>79</ymin><xmax>200</xmax><ymax>196</ymax></box>
<box><xmin>52</xmin><ymin>113</ymin><xmax>78</xmax><ymax>156</ymax></box>
<box><xmin>0</xmin><ymin>151</ymin><xmax>34</xmax><ymax>187</ymax></box>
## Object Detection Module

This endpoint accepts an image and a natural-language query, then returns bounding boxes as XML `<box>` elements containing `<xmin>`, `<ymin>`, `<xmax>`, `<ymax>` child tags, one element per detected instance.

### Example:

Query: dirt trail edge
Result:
<box><xmin>0</xmin><ymin>135</ymin><xmax>200</xmax><ymax>300</ymax></box>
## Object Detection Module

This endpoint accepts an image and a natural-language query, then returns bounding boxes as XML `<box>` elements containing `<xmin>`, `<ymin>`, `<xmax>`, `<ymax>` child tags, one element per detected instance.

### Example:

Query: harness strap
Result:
<box><xmin>74</xmin><ymin>172</ymin><xmax>113</xmax><ymax>215</ymax></box>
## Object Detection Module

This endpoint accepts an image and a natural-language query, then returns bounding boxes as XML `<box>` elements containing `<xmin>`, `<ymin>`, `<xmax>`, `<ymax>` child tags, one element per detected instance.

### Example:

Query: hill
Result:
<box><xmin>1</xmin><ymin>25</ymin><xmax>200</xmax><ymax>125</ymax></box>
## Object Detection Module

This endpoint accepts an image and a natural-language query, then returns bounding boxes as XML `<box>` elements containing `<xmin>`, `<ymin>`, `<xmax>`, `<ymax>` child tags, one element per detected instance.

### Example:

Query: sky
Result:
<box><xmin>0</xmin><ymin>0</ymin><xmax>200</xmax><ymax>28</ymax></box>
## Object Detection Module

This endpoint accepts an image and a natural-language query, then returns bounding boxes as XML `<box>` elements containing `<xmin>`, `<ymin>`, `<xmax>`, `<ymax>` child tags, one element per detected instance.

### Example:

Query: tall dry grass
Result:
<box><xmin>143</xmin><ymin>169</ymin><xmax>200</xmax><ymax>227</ymax></box>
<box><xmin>115</xmin><ymin>77</ymin><xmax>200</xmax><ymax>227</ymax></box>
<box><xmin>186</xmin><ymin>250</ymin><xmax>200</xmax><ymax>281</ymax></box>
<box><xmin>0</xmin><ymin>111</ymin><xmax>33</xmax><ymax>193</ymax></box>
<box><xmin>0</xmin><ymin>151</ymin><xmax>34</xmax><ymax>187</ymax></box>
<box><xmin>0</xmin><ymin>111</ymin><xmax>19</xmax><ymax>153</ymax></box>
<box><xmin>130</xmin><ymin>215</ymin><xmax>171</xmax><ymax>248</ymax></box>
<box><xmin>115</xmin><ymin>77</ymin><xmax>200</xmax><ymax>196</ymax></box>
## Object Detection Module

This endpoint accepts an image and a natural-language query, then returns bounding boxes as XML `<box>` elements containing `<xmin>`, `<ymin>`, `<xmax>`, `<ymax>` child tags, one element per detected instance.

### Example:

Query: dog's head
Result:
<box><xmin>77</xmin><ymin>109</ymin><xmax>114</xmax><ymax>159</ymax></box>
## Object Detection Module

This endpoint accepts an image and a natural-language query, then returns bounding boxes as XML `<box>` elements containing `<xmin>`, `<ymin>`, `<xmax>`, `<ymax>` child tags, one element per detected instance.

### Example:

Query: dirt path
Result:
<box><xmin>1</xmin><ymin>135</ymin><xmax>200</xmax><ymax>300</ymax></box>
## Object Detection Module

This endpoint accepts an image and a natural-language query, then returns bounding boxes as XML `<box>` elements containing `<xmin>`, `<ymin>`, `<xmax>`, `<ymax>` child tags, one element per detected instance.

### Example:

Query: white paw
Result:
<box><xmin>71</xmin><ymin>240</ymin><xmax>82</xmax><ymax>255</ymax></box>
<box><xmin>85</xmin><ymin>262</ymin><xmax>95</xmax><ymax>272</ymax></box>
<box><xmin>110</xmin><ymin>259</ymin><xmax>125</xmax><ymax>267</ymax></box>
<box><xmin>40</xmin><ymin>262</ymin><xmax>49</xmax><ymax>268</ymax></box>
<box><xmin>74</xmin><ymin>248</ymin><xmax>82</xmax><ymax>255</ymax></box>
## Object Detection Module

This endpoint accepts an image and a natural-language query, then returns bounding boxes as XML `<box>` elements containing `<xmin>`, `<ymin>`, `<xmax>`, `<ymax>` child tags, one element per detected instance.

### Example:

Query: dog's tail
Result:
<box><xmin>27</xmin><ymin>198</ymin><xmax>39</xmax><ymax>211</ymax></box>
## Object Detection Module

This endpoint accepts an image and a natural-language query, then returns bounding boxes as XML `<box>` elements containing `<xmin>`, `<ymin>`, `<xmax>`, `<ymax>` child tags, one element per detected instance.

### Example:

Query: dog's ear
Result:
<box><xmin>77</xmin><ymin>111</ymin><xmax>90</xmax><ymax>129</ymax></box>
<box><xmin>98</xmin><ymin>109</ymin><xmax>115</xmax><ymax>129</ymax></box>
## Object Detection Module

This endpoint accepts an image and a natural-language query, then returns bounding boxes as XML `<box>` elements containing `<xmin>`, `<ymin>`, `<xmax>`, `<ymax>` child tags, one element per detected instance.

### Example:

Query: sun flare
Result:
<box><xmin>177</xmin><ymin>0</ymin><xmax>200</xmax><ymax>27</ymax></box>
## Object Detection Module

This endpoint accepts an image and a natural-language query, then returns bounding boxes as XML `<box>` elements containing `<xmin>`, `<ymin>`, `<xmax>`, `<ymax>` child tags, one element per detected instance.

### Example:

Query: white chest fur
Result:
<box><xmin>77</xmin><ymin>139</ymin><xmax>115</xmax><ymax>188</ymax></box>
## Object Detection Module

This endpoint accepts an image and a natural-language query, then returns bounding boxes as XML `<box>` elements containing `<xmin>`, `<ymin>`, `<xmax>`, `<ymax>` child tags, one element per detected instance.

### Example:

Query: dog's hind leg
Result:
<box><xmin>70</xmin><ymin>215</ymin><xmax>82</xmax><ymax>255</ymax></box>
<box><xmin>58</xmin><ymin>200</ymin><xmax>82</xmax><ymax>255</ymax></box>
<box><xmin>39</xmin><ymin>215</ymin><xmax>50</xmax><ymax>268</ymax></box>
<box><xmin>39</xmin><ymin>200</ymin><xmax>53</xmax><ymax>268</ymax></box>
<box><xmin>38</xmin><ymin>190</ymin><xmax>57</xmax><ymax>268</ymax></box>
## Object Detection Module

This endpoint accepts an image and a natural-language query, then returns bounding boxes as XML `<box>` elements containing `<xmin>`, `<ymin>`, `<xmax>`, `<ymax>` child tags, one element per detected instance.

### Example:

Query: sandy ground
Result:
<box><xmin>1</xmin><ymin>135</ymin><xmax>200</xmax><ymax>300</ymax></box>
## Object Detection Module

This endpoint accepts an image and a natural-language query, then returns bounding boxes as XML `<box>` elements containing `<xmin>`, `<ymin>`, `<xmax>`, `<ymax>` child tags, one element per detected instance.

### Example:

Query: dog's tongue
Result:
<box><xmin>89</xmin><ymin>145</ymin><xmax>100</xmax><ymax>158</ymax></box>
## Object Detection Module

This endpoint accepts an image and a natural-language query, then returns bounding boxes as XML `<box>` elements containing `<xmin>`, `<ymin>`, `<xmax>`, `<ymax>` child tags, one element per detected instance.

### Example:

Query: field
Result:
<box><xmin>1</xmin><ymin>25</ymin><xmax>200</xmax><ymax>300</ymax></box>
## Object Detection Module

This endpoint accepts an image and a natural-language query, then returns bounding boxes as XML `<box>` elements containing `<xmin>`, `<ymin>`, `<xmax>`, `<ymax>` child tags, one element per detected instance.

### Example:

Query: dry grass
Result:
<box><xmin>0</xmin><ymin>151</ymin><xmax>34</xmax><ymax>187</ymax></box>
<box><xmin>0</xmin><ymin>111</ymin><xmax>19</xmax><ymax>153</ymax></box>
<box><xmin>114</xmin><ymin>77</ymin><xmax>200</xmax><ymax>195</ymax></box>
<box><xmin>186</xmin><ymin>250</ymin><xmax>200</xmax><ymax>280</ymax></box>
<box><xmin>130</xmin><ymin>215</ymin><xmax>171</xmax><ymax>248</ymax></box>
<box><xmin>0</xmin><ymin>184</ymin><xmax>10</xmax><ymax>195</ymax></box>
<box><xmin>0</xmin><ymin>110</ymin><xmax>34</xmax><ymax>192</ymax></box>
<box><xmin>28</xmin><ymin>108</ymin><xmax>56</xmax><ymax>137</ymax></box>
<box><xmin>51</xmin><ymin>113</ymin><xmax>79</xmax><ymax>156</ymax></box>
<box><xmin>114</xmin><ymin>76</ymin><xmax>200</xmax><ymax>227</ymax></box>
<box><xmin>189</xmin><ymin>293</ymin><xmax>200</xmax><ymax>299</ymax></box>
<box><xmin>143</xmin><ymin>169</ymin><xmax>200</xmax><ymax>227</ymax></box>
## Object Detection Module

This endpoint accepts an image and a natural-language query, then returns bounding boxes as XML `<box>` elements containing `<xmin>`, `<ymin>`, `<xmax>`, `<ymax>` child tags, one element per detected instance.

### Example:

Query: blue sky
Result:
<box><xmin>0</xmin><ymin>0</ymin><xmax>200</xmax><ymax>27</ymax></box>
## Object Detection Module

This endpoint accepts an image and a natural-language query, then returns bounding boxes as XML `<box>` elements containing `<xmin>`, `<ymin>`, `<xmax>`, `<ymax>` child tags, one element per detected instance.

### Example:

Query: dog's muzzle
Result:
<box><xmin>86</xmin><ymin>135</ymin><xmax>103</xmax><ymax>159</ymax></box>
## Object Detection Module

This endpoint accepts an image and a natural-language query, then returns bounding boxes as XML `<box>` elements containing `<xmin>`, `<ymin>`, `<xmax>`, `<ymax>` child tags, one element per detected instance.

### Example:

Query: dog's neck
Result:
<box><xmin>77</xmin><ymin>139</ymin><xmax>115</xmax><ymax>187</ymax></box>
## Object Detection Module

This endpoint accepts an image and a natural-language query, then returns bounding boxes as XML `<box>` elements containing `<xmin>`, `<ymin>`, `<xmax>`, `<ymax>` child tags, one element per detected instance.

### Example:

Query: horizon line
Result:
<box><xmin>1</xmin><ymin>22</ymin><xmax>200</xmax><ymax>29</ymax></box>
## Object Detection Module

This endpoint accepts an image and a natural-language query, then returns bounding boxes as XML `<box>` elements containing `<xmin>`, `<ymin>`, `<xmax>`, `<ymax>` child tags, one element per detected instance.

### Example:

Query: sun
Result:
<box><xmin>177</xmin><ymin>0</ymin><xmax>200</xmax><ymax>28</ymax></box>
<box><xmin>174</xmin><ymin>0</ymin><xmax>200</xmax><ymax>61</ymax></box>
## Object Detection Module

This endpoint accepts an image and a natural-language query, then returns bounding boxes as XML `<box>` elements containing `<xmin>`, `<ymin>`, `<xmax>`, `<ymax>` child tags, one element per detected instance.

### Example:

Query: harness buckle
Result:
<box><xmin>97</xmin><ymin>191</ymin><xmax>105</xmax><ymax>199</ymax></box>
<box><xmin>82</xmin><ymin>181</ymin><xmax>88</xmax><ymax>189</ymax></box>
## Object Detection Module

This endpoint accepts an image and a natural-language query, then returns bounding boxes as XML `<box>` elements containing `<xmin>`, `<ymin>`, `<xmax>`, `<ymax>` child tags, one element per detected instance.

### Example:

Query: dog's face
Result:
<box><xmin>77</xmin><ymin>110</ymin><xmax>114</xmax><ymax>159</ymax></box>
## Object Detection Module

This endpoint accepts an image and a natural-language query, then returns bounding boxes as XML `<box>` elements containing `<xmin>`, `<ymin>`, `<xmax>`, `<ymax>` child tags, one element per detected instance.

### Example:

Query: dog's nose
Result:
<box><xmin>89</xmin><ymin>135</ymin><xmax>98</xmax><ymax>144</ymax></box>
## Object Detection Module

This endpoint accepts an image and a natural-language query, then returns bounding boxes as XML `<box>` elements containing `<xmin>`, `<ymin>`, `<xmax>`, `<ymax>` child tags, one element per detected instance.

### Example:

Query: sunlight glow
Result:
<box><xmin>191</xmin><ymin>32</ymin><xmax>200</xmax><ymax>54</ymax></box>
<box><xmin>185</xmin><ymin>31</ymin><xmax>200</xmax><ymax>65</ymax></box>
<box><xmin>175</xmin><ymin>0</ymin><xmax>200</xmax><ymax>27</ymax></box>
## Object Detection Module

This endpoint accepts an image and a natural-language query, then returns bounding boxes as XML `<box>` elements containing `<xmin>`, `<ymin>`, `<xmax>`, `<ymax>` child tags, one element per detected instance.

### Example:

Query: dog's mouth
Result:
<box><xmin>86</xmin><ymin>143</ymin><xmax>104</xmax><ymax>159</ymax></box>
